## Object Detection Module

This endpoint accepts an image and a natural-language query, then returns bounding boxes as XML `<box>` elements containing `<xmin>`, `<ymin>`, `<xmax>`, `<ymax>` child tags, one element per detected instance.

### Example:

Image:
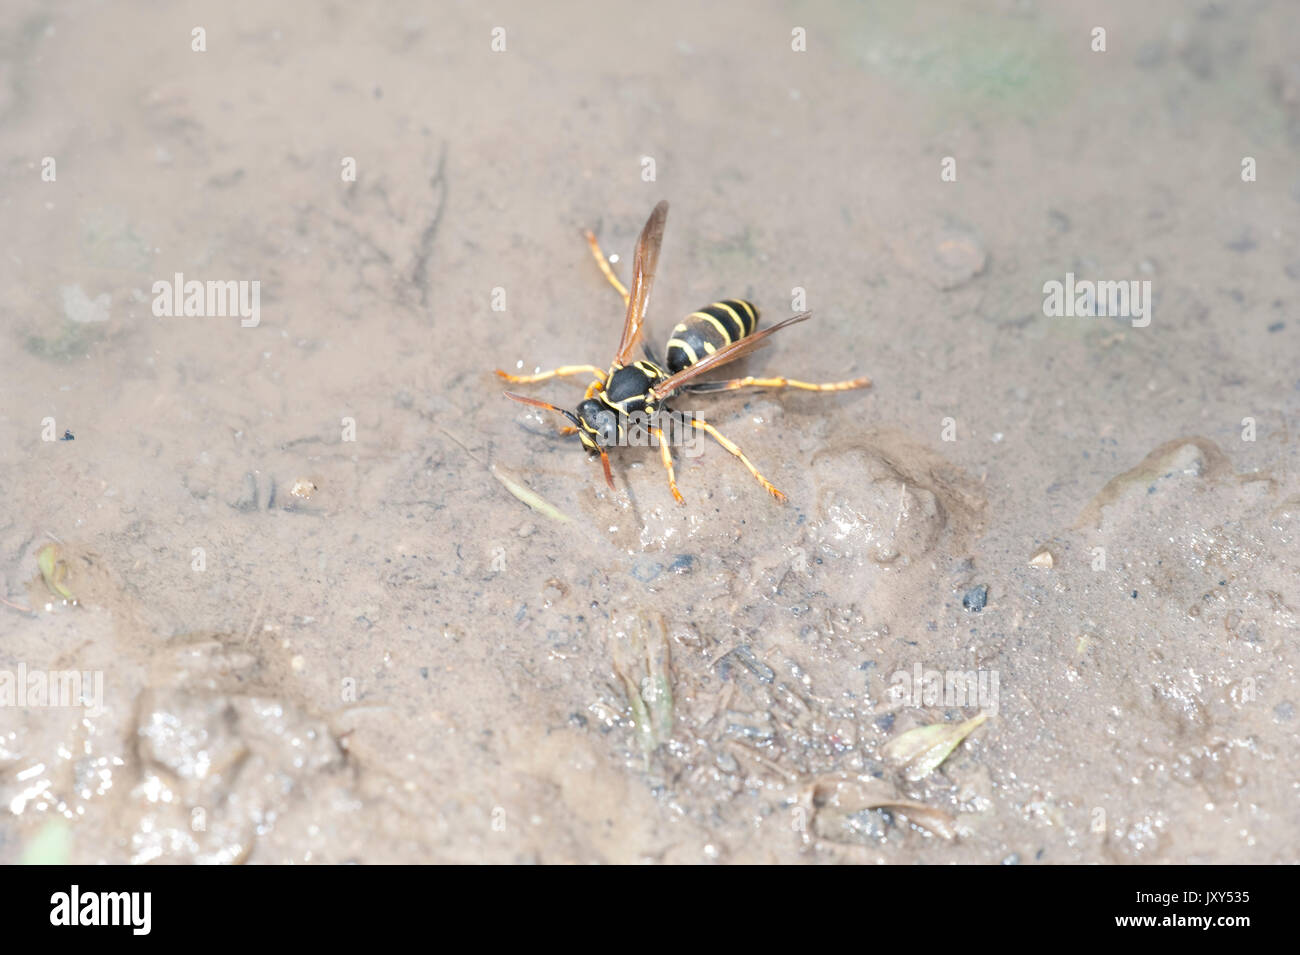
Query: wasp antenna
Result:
<box><xmin>504</xmin><ymin>391</ymin><xmax>580</xmax><ymax>426</ymax></box>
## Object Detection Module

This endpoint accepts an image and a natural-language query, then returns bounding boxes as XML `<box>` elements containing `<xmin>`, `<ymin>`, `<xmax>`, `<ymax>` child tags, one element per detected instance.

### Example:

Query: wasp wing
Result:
<box><xmin>650</xmin><ymin>312</ymin><xmax>812</xmax><ymax>399</ymax></box>
<box><xmin>613</xmin><ymin>201</ymin><xmax>668</xmax><ymax>366</ymax></box>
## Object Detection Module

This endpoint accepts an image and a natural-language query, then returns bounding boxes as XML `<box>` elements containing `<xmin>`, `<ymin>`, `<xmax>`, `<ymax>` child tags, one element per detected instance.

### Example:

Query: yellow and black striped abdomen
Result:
<box><xmin>665</xmin><ymin>299</ymin><xmax>759</xmax><ymax>374</ymax></box>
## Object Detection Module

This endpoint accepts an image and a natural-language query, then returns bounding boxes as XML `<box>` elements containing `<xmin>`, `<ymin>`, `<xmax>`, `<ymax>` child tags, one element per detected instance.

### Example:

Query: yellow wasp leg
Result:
<box><xmin>690</xmin><ymin>417</ymin><xmax>786</xmax><ymax>503</ymax></box>
<box><xmin>496</xmin><ymin>364</ymin><xmax>607</xmax><ymax>385</ymax></box>
<box><xmin>694</xmin><ymin>374</ymin><xmax>871</xmax><ymax>393</ymax></box>
<box><xmin>651</xmin><ymin>425</ymin><xmax>684</xmax><ymax>504</ymax></box>
<box><xmin>583</xmin><ymin>230</ymin><xmax>631</xmax><ymax>306</ymax></box>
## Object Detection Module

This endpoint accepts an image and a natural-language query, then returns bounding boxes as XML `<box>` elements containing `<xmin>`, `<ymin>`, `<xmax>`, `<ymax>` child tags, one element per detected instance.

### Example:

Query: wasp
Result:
<box><xmin>497</xmin><ymin>201</ymin><xmax>870</xmax><ymax>503</ymax></box>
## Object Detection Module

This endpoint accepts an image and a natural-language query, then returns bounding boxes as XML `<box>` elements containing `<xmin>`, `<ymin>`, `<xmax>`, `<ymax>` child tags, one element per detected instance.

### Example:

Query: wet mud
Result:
<box><xmin>1</xmin><ymin>1</ymin><xmax>1297</xmax><ymax>863</ymax></box>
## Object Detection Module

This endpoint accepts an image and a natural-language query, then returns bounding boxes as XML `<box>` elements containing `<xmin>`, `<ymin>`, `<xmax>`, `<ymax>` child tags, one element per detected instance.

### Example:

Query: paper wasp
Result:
<box><xmin>497</xmin><ymin>201</ymin><xmax>870</xmax><ymax>503</ymax></box>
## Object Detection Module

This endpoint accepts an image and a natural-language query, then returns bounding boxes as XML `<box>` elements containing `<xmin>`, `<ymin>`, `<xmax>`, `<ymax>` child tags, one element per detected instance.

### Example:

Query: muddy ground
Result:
<box><xmin>1</xmin><ymin>1</ymin><xmax>1297</xmax><ymax>863</ymax></box>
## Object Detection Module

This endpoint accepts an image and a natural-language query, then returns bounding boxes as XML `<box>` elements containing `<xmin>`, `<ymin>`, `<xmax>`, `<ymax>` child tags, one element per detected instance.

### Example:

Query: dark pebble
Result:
<box><xmin>962</xmin><ymin>585</ymin><xmax>988</xmax><ymax>612</ymax></box>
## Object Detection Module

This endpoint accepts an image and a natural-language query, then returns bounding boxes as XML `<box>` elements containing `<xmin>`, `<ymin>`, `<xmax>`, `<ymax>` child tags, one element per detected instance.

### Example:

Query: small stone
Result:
<box><xmin>962</xmin><ymin>585</ymin><xmax>988</xmax><ymax>612</ymax></box>
<box><xmin>669</xmin><ymin>553</ymin><xmax>694</xmax><ymax>574</ymax></box>
<box><xmin>1029</xmin><ymin>548</ymin><xmax>1054</xmax><ymax>569</ymax></box>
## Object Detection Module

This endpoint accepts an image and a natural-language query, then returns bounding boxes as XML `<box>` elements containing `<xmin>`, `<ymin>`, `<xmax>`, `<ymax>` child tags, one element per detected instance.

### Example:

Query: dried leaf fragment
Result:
<box><xmin>882</xmin><ymin>712</ymin><xmax>988</xmax><ymax>781</ymax></box>
<box><xmin>807</xmin><ymin>775</ymin><xmax>956</xmax><ymax>840</ymax></box>
<box><xmin>37</xmin><ymin>543</ymin><xmax>76</xmax><ymax>602</ymax></box>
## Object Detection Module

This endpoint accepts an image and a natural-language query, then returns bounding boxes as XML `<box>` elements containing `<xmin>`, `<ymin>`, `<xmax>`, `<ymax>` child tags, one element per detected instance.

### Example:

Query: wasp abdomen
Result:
<box><xmin>665</xmin><ymin>299</ymin><xmax>759</xmax><ymax>374</ymax></box>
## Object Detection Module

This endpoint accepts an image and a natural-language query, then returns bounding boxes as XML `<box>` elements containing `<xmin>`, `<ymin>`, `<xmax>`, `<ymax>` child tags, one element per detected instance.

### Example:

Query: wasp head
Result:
<box><xmin>574</xmin><ymin>399</ymin><xmax>620</xmax><ymax>451</ymax></box>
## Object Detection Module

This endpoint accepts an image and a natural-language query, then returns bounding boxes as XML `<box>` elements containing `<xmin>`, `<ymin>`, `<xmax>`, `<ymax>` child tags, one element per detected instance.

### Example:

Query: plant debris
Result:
<box><xmin>490</xmin><ymin>464</ymin><xmax>570</xmax><ymax>523</ymax></box>
<box><xmin>37</xmin><ymin>543</ymin><xmax>76</xmax><ymax>603</ymax></box>
<box><xmin>609</xmin><ymin>611</ymin><xmax>674</xmax><ymax>756</ymax></box>
<box><xmin>882</xmin><ymin>712</ymin><xmax>988</xmax><ymax>782</ymax></box>
<box><xmin>806</xmin><ymin>775</ymin><xmax>956</xmax><ymax>840</ymax></box>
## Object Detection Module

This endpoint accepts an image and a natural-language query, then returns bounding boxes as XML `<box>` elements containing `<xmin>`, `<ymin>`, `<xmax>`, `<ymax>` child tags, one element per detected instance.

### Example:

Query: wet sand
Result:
<box><xmin>1</xmin><ymin>0</ymin><xmax>1297</xmax><ymax>863</ymax></box>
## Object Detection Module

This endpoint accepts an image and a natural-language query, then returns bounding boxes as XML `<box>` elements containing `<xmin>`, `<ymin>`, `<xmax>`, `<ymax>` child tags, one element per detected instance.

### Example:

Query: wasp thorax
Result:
<box><xmin>576</xmin><ymin>399</ymin><xmax>619</xmax><ymax>448</ymax></box>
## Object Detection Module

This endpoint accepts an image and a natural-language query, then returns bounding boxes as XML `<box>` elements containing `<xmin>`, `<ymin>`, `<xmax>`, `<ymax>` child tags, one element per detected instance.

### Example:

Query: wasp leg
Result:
<box><xmin>651</xmin><ymin>425</ymin><xmax>685</xmax><ymax>504</ymax></box>
<box><xmin>583</xmin><ymin>230</ymin><xmax>631</xmax><ymax>306</ymax></box>
<box><xmin>684</xmin><ymin>373</ymin><xmax>871</xmax><ymax>394</ymax></box>
<box><xmin>496</xmin><ymin>364</ymin><xmax>607</xmax><ymax>385</ymax></box>
<box><xmin>689</xmin><ymin>417</ymin><xmax>786</xmax><ymax>502</ymax></box>
<box><xmin>558</xmin><ymin>426</ymin><xmax>578</xmax><ymax>436</ymax></box>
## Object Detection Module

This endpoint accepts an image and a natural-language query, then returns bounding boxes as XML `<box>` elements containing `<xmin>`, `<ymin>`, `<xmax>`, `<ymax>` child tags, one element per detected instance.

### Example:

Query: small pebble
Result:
<box><xmin>962</xmin><ymin>585</ymin><xmax>988</xmax><ymax>612</ymax></box>
<box><xmin>669</xmin><ymin>553</ymin><xmax>694</xmax><ymax>574</ymax></box>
